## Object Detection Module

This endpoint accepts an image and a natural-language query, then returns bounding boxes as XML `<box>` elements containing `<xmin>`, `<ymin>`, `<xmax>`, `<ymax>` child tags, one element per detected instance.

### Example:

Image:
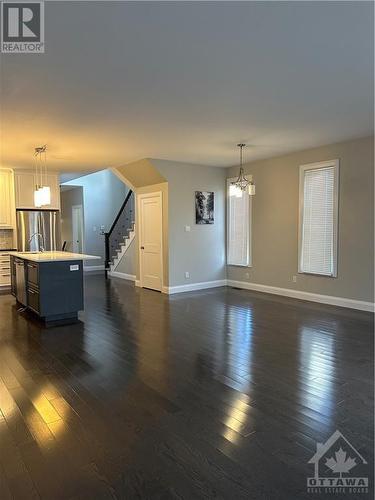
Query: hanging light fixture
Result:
<box><xmin>34</xmin><ymin>187</ymin><xmax>43</xmax><ymax>207</ymax></box>
<box><xmin>33</xmin><ymin>145</ymin><xmax>50</xmax><ymax>207</ymax></box>
<box><xmin>34</xmin><ymin>146</ymin><xmax>43</xmax><ymax>207</ymax></box>
<box><xmin>40</xmin><ymin>145</ymin><xmax>51</xmax><ymax>205</ymax></box>
<box><xmin>231</xmin><ymin>143</ymin><xmax>255</xmax><ymax>196</ymax></box>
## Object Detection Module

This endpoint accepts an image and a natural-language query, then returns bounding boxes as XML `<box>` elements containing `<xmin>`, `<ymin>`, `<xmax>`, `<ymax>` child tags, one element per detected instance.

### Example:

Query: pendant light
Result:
<box><xmin>231</xmin><ymin>143</ymin><xmax>255</xmax><ymax>196</ymax></box>
<box><xmin>34</xmin><ymin>146</ymin><xmax>43</xmax><ymax>207</ymax></box>
<box><xmin>34</xmin><ymin>145</ymin><xmax>50</xmax><ymax>207</ymax></box>
<box><xmin>34</xmin><ymin>187</ymin><xmax>43</xmax><ymax>207</ymax></box>
<box><xmin>40</xmin><ymin>146</ymin><xmax>51</xmax><ymax>205</ymax></box>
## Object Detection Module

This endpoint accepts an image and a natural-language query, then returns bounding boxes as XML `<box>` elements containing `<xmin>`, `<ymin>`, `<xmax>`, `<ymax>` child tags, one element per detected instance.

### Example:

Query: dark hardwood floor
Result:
<box><xmin>0</xmin><ymin>275</ymin><xmax>373</xmax><ymax>499</ymax></box>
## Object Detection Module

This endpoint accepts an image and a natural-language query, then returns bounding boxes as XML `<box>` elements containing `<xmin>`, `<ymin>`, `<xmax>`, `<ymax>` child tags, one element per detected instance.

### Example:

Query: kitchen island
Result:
<box><xmin>9</xmin><ymin>251</ymin><xmax>100</xmax><ymax>326</ymax></box>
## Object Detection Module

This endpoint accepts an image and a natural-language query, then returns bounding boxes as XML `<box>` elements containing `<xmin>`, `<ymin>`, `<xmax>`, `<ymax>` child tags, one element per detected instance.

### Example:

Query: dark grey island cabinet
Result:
<box><xmin>10</xmin><ymin>251</ymin><xmax>100</xmax><ymax>326</ymax></box>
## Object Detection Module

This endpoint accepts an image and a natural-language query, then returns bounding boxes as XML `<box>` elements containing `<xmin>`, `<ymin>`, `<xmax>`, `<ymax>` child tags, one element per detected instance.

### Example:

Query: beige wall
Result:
<box><xmin>153</xmin><ymin>159</ymin><xmax>226</xmax><ymax>287</ymax></box>
<box><xmin>114</xmin><ymin>159</ymin><xmax>227</xmax><ymax>288</ymax></box>
<box><xmin>226</xmin><ymin>136</ymin><xmax>374</xmax><ymax>302</ymax></box>
<box><xmin>113</xmin><ymin>159</ymin><xmax>166</xmax><ymax>189</ymax></box>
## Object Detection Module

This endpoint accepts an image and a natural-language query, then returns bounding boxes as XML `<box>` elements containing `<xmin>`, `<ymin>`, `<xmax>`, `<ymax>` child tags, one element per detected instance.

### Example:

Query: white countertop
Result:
<box><xmin>9</xmin><ymin>251</ymin><xmax>101</xmax><ymax>262</ymax></box>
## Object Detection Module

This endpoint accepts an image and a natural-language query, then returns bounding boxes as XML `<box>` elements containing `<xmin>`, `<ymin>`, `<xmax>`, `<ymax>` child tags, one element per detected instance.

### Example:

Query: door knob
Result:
<box><xmin>140</xmin><ymin>246</ymin><xmax>144</xmax><ymax>249</ymax></box>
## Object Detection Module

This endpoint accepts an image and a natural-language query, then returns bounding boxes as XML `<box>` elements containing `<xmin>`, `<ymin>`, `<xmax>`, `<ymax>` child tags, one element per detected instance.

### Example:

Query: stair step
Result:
<box><xmin>109</xmin><ymin>226</ymin><xmax>135</xmax><ymax>271</ymax></box>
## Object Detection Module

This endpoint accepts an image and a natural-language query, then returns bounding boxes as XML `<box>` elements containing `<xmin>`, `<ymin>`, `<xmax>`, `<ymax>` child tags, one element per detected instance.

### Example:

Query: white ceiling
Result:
<box><xmin>1</xmin><ymin>1</ymin><xmax>373</xmax><ymax>172</ymax></box>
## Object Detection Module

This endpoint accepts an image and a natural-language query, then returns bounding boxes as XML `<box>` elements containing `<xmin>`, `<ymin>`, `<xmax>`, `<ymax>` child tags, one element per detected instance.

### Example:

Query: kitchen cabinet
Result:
<box><xmin>10</xmin><ymin>254</ymin><xmax>84</xmax><ymax>325</ymax></box>
<box><xmin>14</xmin><ymin>170</ymin><xmax>60</xmax><ymax>209</ymax></box>
<box><xmin>10</xmin><ymin>255</ymin><xmax>16</xmax><ymax>295</ymax></box>
<box><xmin>0</xmin><ymin>169</ymin><xmax>16</xmax><ymax>228</ymax></box>
<box><xmin>0</xmin><ymin>252</ymin><xmax>11</xmax><ymax>287</ymax></box>
<box><xmin>27</xmin><ymin>285</ymin><xmax>40</xmax><ymax>314</ymax></box>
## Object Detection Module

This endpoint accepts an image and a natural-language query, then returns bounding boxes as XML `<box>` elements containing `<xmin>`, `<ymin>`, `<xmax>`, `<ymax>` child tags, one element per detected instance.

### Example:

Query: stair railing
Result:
<box><xmin>104</xmin><ymin>190</ymin><xmax>134</xmax><ymax>277</ymax></box>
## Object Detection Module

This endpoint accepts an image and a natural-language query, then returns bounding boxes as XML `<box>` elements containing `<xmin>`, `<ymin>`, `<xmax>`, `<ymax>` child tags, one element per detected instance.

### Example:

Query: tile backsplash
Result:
<box><xmin>0</xmin><ymin>229</ymin><xmax>14</xmax><ymax>250</ymax></box>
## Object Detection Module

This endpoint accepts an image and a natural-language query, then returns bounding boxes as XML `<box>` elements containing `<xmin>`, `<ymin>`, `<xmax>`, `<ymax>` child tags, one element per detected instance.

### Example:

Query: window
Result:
<box><xmin>227</xmin><ymin>178</ymin><xmax>251</xmax><ymax>266</ymax></box>
<box><xmin>299</xmin><ymin>160</ymin><xmax>339</xmax><ymax>277</ymax></box>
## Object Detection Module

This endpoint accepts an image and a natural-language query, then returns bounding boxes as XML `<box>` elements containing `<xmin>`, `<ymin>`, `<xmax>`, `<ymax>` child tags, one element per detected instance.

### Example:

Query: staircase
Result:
<box><xmin>110</xmin><ymin>224</ymin><xmax>135</xmax><ymax>272</ymax></box>
<box><xmin>104</xmin><ymin>190</ymin><xmax>135</xmax><ymax>277</ymax></box>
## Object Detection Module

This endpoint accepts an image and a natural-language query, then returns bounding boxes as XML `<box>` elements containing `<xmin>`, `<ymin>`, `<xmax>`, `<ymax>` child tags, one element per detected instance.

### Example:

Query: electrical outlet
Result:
<box><xmin>292</xmin><ymin>275</ymin><xmax>297</xmax><ymax>283</ymax></box>
<box><xmin>185</xmin><ymin>225</ymin><xmax>191</xmax><ymax>232</ymax></box>
<box><xmin>245</xmin><ymin>272</ymin><xmax>250</xmax><ymax>279</ymax></box>
<box><xmin>185</xmin><ymin>272</ymin><xmax>190</xmax><ymax>279</ymax></box>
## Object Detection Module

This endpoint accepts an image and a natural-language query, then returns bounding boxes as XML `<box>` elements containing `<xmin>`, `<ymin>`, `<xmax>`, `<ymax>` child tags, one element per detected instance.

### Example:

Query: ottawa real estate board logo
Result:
<box><xmin>1</xmin><ymin>1</ymin><xmax>44</xmax><ymax>53</ymax></box>
<box><xmin>307</xmin><ymin>430</ymin><xmax>369</xmax><ymax>495</ymax></box>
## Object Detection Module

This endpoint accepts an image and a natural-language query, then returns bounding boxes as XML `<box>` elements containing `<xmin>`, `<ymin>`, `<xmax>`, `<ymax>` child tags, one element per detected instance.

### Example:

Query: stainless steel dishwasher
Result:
<box><xmin>15</xmin><ymin>258</ymin><xmax>27</xmax><ymax>305</ymax></box>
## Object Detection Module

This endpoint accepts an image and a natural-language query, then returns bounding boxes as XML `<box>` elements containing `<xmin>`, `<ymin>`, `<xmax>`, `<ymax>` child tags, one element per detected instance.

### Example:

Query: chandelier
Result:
<box><xmin>230</xmin><ymin>143</ymin><xmax>255</xmax><ymax>197</ymax></box>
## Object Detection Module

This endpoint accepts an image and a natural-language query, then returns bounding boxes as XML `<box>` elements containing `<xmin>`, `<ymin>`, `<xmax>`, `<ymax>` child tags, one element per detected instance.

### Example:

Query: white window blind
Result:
<box><xmin>227</xmin><ymin>181</ymin><xmax>251</xmax><ymax>266</ymax></box>
<box><xmin>299</xmin><ymin>161</ymin><xmax>339</xmax><ymax>277</ymax></box>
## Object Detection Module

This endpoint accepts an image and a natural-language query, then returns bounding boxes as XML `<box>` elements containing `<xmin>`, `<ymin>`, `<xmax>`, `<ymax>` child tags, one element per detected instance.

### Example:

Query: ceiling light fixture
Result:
<box><xmin>34</xmin><ymin>145</ymin><xmax>51</xmax><ymax>207</ymax></box>
<box><xmin>231</xmin><ymin>143</ymin><xmax>255</xmax><ymax>197</ymax></box>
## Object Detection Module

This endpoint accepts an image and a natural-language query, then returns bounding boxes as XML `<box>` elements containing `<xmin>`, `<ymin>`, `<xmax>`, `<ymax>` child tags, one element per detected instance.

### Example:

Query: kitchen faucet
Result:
<box><xmin>28</xmin><ymin>232</ymin><xmax>45</xmax><ymax>252</ymax></box>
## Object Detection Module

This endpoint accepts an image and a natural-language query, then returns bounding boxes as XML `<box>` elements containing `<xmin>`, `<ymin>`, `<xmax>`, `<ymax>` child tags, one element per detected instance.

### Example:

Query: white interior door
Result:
<box><xmin>72</xmin><ymin>205</ymin><xmax>84</xmax><ymax>253</ymax></box>
<box><xmin>138</xmin><ymin>192</ymin><xmax>163</xmax><ymax>291</ymax></box>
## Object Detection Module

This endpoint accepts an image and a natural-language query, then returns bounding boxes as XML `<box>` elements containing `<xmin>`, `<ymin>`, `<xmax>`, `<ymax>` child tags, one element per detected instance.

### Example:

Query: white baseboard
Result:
<box><xmin>84</xmin><ymin>265</ymin><xmax>104</xmax><ymax>272</ymax></box>
<box><xmin>227</xmin><ymin>279</ymin><xmax>375</xmax><ymax>312</ymax></box>
<box><xmin>165</xmin><ymin>279</ymin><xmax>227</xmax><ymax>295</ymax></box>
<box><xmin>108</xmin><ymin>271</ymin><xmax>136</xmax><ymax>281</ymax></box>
<box><xmin>105</xmin><ymin>272</ymin><xmax>374</xmax><ymax>312</ymax></box>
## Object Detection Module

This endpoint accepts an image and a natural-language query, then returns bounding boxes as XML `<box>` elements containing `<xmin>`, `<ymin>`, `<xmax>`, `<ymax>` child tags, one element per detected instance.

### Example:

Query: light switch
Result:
<box><xmin>185</xmin><ymin>225</ymin><xmax>191</xmax><ymax>232</ymax></box>
<box><xmin>93</xmin><ymin>226</ymin><xmax>97</xmax><ymax>232</ymax></box>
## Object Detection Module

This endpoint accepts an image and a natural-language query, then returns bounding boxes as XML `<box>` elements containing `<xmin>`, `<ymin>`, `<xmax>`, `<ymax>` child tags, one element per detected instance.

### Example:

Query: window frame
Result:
<box><xmin>298</xmin><ymin>159</ymin><xmax>339</xmax><ymax>278</ymax></box>
<box><xmin>226</xmin><ymin>177</ymin><xmax>252</xmax><ymax>267</ymax></box>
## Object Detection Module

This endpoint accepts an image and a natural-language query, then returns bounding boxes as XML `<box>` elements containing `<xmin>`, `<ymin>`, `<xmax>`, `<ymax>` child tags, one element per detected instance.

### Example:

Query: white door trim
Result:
<box><xmin>137</xmin><ymin>191</ymin><xmax>164</xmax><ymax>291</ymax></box>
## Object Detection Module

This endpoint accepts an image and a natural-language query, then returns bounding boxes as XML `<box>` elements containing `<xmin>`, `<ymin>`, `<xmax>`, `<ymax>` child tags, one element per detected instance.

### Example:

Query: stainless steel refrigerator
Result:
<box><xmin>16</xmin><ymin>210</ymin><xmax>61</xmax><ymax>252</ymax></box>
